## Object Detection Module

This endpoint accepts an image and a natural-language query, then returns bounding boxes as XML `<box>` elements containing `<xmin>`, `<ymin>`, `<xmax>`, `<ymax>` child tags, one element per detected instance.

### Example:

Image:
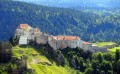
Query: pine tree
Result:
<box><xmin>9</xmin><ymin>36</ymin><xmax>14</xmax><ymax>46</ymax></box>
<box><xmin>115</xmin><ymin>49</ymin><xmax>119</xmax><ymax>62</ymax></box>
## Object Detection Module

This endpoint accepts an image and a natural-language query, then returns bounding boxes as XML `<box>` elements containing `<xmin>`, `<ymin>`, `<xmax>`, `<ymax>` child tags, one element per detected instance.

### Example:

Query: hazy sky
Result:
<box><xmin>14</xmin><ymin>0</ymin><xmax>113</xmax><ymax>3</ymax></box>
<box><xmin>14</xmin><ymin>0</ymin><xmax>119</xmax><ymax>7</ymax></box>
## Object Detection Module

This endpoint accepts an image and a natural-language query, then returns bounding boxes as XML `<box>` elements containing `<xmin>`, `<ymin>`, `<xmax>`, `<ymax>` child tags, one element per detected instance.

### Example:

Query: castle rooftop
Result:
<box><xmin>83</xmin><ymin>42</ymin><xmax>91</xmax><ymax>45</ymax></box>
<box><xmin>17</xmin><ymin>24</ymin><xmax>32</xmax><ymax>30</ymax></box>
<box><xmin>53</xmin><ymin>36</ymin><xmax>80</xmax><ymax>41</ymax></box>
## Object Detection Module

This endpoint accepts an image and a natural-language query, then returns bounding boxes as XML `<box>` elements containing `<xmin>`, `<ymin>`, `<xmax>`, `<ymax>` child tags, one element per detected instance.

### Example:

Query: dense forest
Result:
<box><xmin>0</xmin><ymin>0</ymin><xmax>120</xmax><ymax>44</ymax></box>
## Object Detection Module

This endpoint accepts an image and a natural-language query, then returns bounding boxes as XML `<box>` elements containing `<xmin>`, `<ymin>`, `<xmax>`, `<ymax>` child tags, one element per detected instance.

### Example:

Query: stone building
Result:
<box><xmin>48</xmin><ymin>36</ymin><xmax>84</xmax><ymax>50</ymax></box>
<box><xmin>15</xmin><ymin>24</ymin><xmax>93</xmax><ymax>50</ymax></box>
<box><xmin>15</xmin><ymin>24</ymin><xmax>42</xmax><ymax>44</ymax></box>
<box><xmin>19</xmin><ymin>36</ymin><xmax>28</xmax><ymax>45</ymax></box>
<box><xmin>82</xmin><ymin>42</ymin><xmax>92</xmax><ymax>50</ymax></box>
<box><xmin>35</xmin><ymin>33</ymin><xmax>48</xmax><ymax>44</ymax></box>
<box><xmin>15</xmin><ymin>24</ymin><xmax>108</xmax><ymax>52</ymax></box>
<box><xmin>15</xmin><ymin>24</ymin><xmax>32</xmax><ymax>38</ymax></box>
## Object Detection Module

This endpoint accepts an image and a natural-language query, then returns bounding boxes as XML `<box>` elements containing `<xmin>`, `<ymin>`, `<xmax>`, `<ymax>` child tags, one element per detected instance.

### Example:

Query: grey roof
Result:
<box><xmin>19</xmin><ymin>36</ymin><xmax>27</xmax><ymax>45</ymax></box>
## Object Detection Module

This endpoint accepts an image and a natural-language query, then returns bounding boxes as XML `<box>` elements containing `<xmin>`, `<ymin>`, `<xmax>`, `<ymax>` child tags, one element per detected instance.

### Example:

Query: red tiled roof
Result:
<box><xmin>53</xmin><ymin>36</ymin><xmax>80</xmax><ymax>41</ymax></box>
<box><xmin>18</xmin><ymin>24</ymin><xmax>31</xmax><ymax>29</ymax></box>
<box><xmin>83</xmin><ymin>42</ymin><xmax>91</xmax><ymax>45</ymax></box>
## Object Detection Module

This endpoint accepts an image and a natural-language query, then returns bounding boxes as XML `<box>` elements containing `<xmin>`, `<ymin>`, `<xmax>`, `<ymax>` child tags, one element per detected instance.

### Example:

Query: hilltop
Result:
<box><xmin>0</xmin><ymin>0</ymin><xmax>120</xmax><ymax>44</ymax></box>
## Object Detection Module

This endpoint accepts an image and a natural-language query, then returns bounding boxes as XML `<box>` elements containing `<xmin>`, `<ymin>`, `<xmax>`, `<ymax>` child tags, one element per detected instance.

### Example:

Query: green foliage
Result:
<box><xmin>12</xmin><ymin>46</ymin><xmax>79</xmax><ymax>74</ymax></box>
<box><xmin>103</xmin><ymin>52</ymin><xmax>115</xmax><ymax>62</ymax></box>
<box><xmin>92</xmin><ymin>60</ymin><xmax>101</xmax><ymax>74</ymax></box>
<box><xmin>108</xmin><ymin>46</ymin><xmax>120</xmax><ymax>52</ymax></box>
<box><xmin>77</xmin><ymin>57</ymin><xmax>86</xmax><ymax>72</ymax></box>
<box><xmin>75</xmin><ymin>70</ymin><xmax>81</xmax><ymax>74</ymax></box>
<box><xmin>84</xmin><ymin>68</ymin><xmax>93</xmax><ymax>74</ymax></box>
<box><xmin>101</xmin><ymin>61</ymin><xmax>112</xmax><ymax>73</ymax></box>
<box><xmin>93</xmin><ymin>42</ymin><xmax>116</xmax><ymax>47</ymax></box>
<box><xmin>100</xmin><ymin>70</ymin><xmax>105</xmax><ymax>74</ymax></box>
<box><xmin>60</xmin><ymin>47</ymin><xmax>92</xmax><ymax>72</ymax></box>
<box><xmin>1</xmin><ymin>44</ymin><xmax>120</xmax><ymax>74</ymax></box>
<box><xmin>0</xmin><ymin>40</ymin><xmax>120</xmax><ymax>74</ymax></box>
<box><xmin>107</xmin><ymin>70</ymin><xmax>113</xmax><ymax>74</ymax></box>
<box><xmin>7</xmin><ymin>63</ymin><xmax>13</xmax><ymax>74</ymax></box>
<box><xmin>93</xmin><ymin>52</ymin><xmax>103</xmax><ymax>63</ymax></box>
<box><xmin>0</xmin><ymin>70</ymin><xmax>2</xmax><ymax>74</ymax></box>
<box><xmin>116</xmin><ymin>60</ymin><xmax>120</xmax><ymax>74</ymax></box>
<box><xmin>0</xmin><ymin>42</ymin><xmax>12</xmax><ymax>63</ymax></box>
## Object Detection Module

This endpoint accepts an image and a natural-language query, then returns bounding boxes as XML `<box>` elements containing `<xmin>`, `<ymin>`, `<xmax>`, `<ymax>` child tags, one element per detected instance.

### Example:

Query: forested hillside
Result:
<box><xmin>0</xmin><ymin>0</ymin><xmax>120</xmax><ymax>43</ymax></box>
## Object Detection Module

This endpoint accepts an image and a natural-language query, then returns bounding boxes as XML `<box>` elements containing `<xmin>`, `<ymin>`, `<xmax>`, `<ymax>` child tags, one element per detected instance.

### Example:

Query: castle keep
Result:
<box><xmin>15</xmin><ymin>24</ymin><xmax>108</xmax><ymax>52</ymax></box>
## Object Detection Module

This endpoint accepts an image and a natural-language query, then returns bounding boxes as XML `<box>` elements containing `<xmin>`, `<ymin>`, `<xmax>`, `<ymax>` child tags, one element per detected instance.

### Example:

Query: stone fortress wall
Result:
<box><xmin>15</xmin><ymin>24</ymin><xmax>109</xmax><ymax>52</ymax></box>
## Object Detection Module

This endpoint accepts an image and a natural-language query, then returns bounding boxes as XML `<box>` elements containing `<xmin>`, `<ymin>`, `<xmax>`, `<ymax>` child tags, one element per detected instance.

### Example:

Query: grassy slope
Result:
<box><xmin>92</xmin><ymin>42</ymin><xmax>116</xmax><ymax>47</ymax></box>
<box><xmin>13</xmin><ymin>46</ymin><xmax>79</xmax><ymax>74</ymax></box>
<box><xmin>108</xmin><ymin>46</ymin><xmax>120</xmax><ymax>52</ymax></box>
<box><xmin>92</xmin><ymin>42</ymin><xmax>120</xmax><ymax>52</ymax></box>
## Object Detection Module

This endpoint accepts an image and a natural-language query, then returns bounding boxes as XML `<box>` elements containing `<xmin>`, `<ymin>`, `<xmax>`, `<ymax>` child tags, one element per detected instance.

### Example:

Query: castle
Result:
<box><xmin>15</xmin><ymin>24</ymin><xmax>108</xmax><ymax>52</ymax></box>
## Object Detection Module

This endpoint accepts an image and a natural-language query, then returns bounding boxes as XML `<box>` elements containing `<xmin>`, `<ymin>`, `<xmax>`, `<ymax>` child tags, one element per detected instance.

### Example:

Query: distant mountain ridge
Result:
<box><xmin>14</xmin><ymin>0</ymin><xmax>120</xmax><ymax>8</ymax></box>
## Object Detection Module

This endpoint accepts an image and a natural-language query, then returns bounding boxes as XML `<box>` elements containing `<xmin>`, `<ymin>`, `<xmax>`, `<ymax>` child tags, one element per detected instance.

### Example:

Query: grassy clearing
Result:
<box><xmin>13</xmin><ymin>45</ymin><xmax>78</xmax><ymax>74</ymax></box>
<box><xmin>92</xmin><ymin>42</ymin><xmax>116</xmax><ymax>47</ymax></box>
<box><xmin>108</xmin><ymin>46</ymin><xmax>120</xmax><ymax>52</ymax></box>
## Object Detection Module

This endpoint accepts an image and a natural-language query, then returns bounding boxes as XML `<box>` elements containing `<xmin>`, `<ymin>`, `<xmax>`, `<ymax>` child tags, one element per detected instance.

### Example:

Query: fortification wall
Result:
<box><xmin>77</xmin><ymin>40</ymin><xmax>84</xmax><ymax>48</ymax></box>
<box><xmin>48</xmin><ymin>38</ymin><xmax>83</xmax><ymax>50</ymax></box>
<box><xmin>82</xmin><ymin>44</ymin><xmax>92</xmax><ymax>50</ymax></box>
<box><xmin>35</xmin><ymin>34</ymin><xmax>48</xmax><ymax>44</ymax></box>
<box><xmin>16</xmin><ymin>24</ymin><xmax>109</xmax><ymax>53</ymax></box>
<box><xmin>15</xmin><ymin>29</ymin><xmax>24</xmax><ymax>38</ymax></box>
<box><xmin>15</xmin><ymin>29</ymin><xmax>31</xmax><ymax>37</ymax></box>
<box><xmin>48</xmin><ymin>39</ymin><xmax>57</xmax><ymax>50</ymax></box>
